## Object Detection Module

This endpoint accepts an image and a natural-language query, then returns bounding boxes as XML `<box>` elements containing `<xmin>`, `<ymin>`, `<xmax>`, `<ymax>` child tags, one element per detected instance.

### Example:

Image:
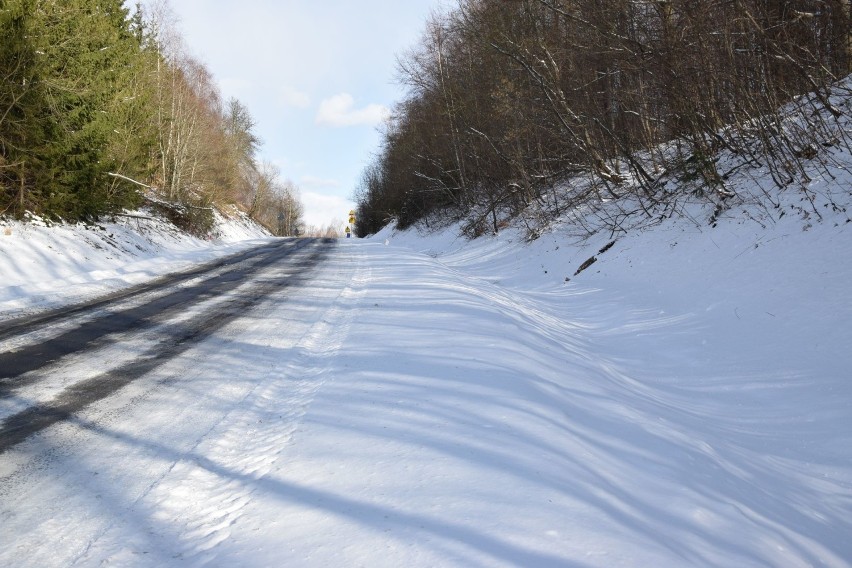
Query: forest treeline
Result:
<box><xmin>354</xmin><ymin>0</ymin><xmax>852</xmax><ymax>237</ymax></box>
<box><xmin>0</xmin><ymin>0</ymin><xmax>302</xmax><ymax>235</ymax></box>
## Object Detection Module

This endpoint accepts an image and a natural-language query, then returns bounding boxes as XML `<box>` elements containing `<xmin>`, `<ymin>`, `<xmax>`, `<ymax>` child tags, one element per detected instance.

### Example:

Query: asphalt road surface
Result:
<box><xmin>0</xmin><ymin>238</ymin><xmax>335</xmax><ymax>453</ymax></box>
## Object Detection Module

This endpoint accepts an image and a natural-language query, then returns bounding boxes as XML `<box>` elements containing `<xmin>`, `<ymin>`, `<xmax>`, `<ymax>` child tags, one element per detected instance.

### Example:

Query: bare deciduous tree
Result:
<box><xmin>355</xmin><ymin>0</ymin><xmax>851</xmax><ymax>237</ymax></box>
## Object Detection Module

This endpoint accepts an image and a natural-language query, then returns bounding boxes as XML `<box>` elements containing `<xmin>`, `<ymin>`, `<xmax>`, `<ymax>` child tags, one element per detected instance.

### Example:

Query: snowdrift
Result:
<box><xmin>0</xmin><ymin>208</ymin><xmax>271</xmax><ymax>318</ymax></box>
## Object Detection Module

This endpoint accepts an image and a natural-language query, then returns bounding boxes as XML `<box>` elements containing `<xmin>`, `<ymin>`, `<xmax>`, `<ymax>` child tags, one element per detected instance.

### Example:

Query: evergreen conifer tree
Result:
<box><xmin>1</xmin><ymin>0</ymin><xmax>153</xmax><ymax>219</ymax></box>
<box><xmin>0</xmin><ymin>0</ymin><xmax>53</xmax><ymax>215</ymax></box>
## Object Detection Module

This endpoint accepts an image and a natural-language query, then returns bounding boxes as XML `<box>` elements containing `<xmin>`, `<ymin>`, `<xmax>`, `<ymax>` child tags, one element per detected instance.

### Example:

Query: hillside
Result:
<box><xmin>354</xmin><ymin>161</ymin><xmax>850</xmax><ymax>564</ymax></box>
<box><xmin>2</xmin><ymin>68</ymin><xmax>852</xmax><ymax>568</ymax></box>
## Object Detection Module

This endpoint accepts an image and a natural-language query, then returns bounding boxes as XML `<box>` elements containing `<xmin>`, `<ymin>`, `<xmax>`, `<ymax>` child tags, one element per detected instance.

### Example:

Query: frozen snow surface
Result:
<box><xmin>0</xmin><ymin>208</ymin><xmax>271</xmax><ymax>318</ymax></box>
<box><xmin>1</xmin><ymin>183</ymin><xmax>851</xmax><ymax>567</ymax></box>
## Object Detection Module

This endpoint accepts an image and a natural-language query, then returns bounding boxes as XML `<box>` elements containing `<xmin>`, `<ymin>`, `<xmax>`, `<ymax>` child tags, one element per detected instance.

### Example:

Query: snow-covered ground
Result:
<box><xmin>0</xmin><ymin>208</ymin><xmax>270</xmax><ymax>319</ymax></box>
<box><xmin>362</xmin><ymin>197</ymin><xmax>851</xmax><ymax>566</ymax></box>
<box><xmin>1</xmin><ymin>181</ymin><xmax>851</xmax><ymax>567</ymax></box>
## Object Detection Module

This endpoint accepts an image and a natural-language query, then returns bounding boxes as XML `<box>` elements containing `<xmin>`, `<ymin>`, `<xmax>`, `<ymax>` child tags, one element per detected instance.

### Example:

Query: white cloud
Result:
<box><xmin>279</xmin><ymin>86</ymin><xmax>311</xmax><ymax>109</ymax></box>
<box><xmin>315</xmin><ymin>93</ymin><xmax>390</xmax><ymax>127</ymax></box>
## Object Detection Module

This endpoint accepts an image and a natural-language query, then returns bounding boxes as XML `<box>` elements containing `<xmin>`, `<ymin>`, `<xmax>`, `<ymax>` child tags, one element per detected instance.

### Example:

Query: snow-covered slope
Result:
<box><xmin>345</xmin><ymin>179</ymin><xmax>850</xmax><ymax>565</ymax></box>
<box><xmin>0</xmin><ymin>209</ymin><xmax>271</xmax><ymax>318</ymax></box>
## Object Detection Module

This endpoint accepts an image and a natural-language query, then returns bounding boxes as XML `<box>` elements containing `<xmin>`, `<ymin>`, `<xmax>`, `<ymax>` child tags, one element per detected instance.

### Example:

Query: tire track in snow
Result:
<box><xmin>162</xmin><ymin>247</ymin><xmax>367</xmax><ymax>565</ymax></box>
<box><xmin>0</xmin><ymin>238</ymin><xmax>334</xmax><ymax>454</ymax></box>
<box><xmin>0</xmin><ymin>239</ymin><xmax>314</xmax><ymax>384</ymax></box>
<box><xmin>71</xmin><ymin>245</ymin><xmax>366</xmax><ymax>566</ymax></box>
<box><xmin>0</xmin><ymin>239</ymin><xmax>298</xmax><ymax>344</ymax></box>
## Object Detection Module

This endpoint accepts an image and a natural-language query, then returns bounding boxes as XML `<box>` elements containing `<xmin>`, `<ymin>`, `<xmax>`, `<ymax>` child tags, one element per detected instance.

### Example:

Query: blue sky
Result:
<box><xmin>166</xmin><ymin>0</ymin><xmax>444</xmax><ymax>229</ymax></box>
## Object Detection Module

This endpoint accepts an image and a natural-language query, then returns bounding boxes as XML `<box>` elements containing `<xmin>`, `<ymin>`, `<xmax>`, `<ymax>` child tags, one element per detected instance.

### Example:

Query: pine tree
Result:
<box><xmin>0</xmin><ymin>0</ymin><xmax>53</xmax><ymax>215</ymax></box>
<box><xmin>36</xmin><ymin>0</ymin><xmax>149</xmax><ymax>218</ymax></box>
<box><xmin>1</xmin><ymin>0</ymin><xmax>152</xmax><ymax>219</ymax></box>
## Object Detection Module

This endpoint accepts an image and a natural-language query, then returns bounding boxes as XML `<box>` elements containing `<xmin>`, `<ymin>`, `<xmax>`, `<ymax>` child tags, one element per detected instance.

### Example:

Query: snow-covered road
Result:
<box><xmin>0</xmin><ymin>237</ymin><xmax>353</xmax><ymax>565</ymax></box>
<box><xmin>0</xmin><ymin>238</ymin><xmax>334</xmax><ymax>450</ymax></box>
<box><xmin>1</xmin><ymin>226</ymin><xmax>851</xmax><ymax>567</ymax></box>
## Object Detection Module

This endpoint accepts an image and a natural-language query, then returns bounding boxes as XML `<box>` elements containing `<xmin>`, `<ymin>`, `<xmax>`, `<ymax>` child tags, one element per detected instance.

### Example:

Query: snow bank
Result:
<box><xmin>351</xmin><ymin>182</ymin><xmax>851</xmax><ymax>565</ymax></box>
<box><xmin>0</xmin><ymin>209</ymin><xmax>271</xmax><ymax>318</ymax></box>
<box><xmin>374</xmin><ymin>174</ymin><xmax>852</xmax><ymax>424</ymax></box>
